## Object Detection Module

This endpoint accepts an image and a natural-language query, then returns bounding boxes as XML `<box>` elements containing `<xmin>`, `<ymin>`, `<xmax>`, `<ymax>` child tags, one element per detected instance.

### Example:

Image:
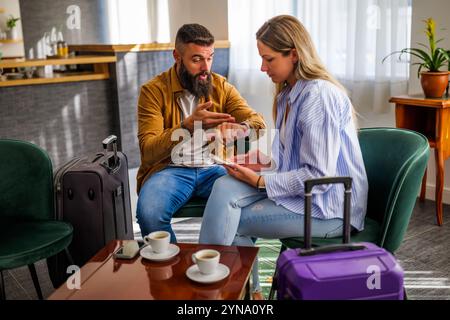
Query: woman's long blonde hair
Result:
<box><xmin>256</xmin><ymin>15</ymin><xmax>353</xmax><ymax>122</ymax></box>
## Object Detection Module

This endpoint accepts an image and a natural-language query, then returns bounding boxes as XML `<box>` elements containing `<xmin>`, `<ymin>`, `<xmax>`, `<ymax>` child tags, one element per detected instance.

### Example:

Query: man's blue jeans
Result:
<box><xmin>136</xmin><ymin>166</ymin><xmax>226</xmax><ymax>242</ymax></box>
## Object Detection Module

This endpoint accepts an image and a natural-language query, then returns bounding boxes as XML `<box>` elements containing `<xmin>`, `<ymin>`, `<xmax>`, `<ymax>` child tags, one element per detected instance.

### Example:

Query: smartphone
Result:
<box><xmin>210</xmin><ymin>154</ymin><xmax>234</xmax><ymax>166</ymax></box>
<box><xmin>114</xmin><ymin>240</ymin><xmax>146</xmax><ymax>259</ymax></box>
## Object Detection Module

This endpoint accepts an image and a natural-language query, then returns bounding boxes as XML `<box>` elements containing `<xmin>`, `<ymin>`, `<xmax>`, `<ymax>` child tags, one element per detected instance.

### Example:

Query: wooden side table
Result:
<box><xmin>390</xmin><ymin>95</ymin><xmax>450</xmax><ymax>226</ymax></box>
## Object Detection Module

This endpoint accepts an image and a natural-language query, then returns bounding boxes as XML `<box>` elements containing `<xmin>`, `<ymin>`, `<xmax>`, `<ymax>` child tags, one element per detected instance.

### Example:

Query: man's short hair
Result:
<box><xmin>175</xmin><ymin>24</ymin><xmax>214</xmax><ymax>53</ymax></box>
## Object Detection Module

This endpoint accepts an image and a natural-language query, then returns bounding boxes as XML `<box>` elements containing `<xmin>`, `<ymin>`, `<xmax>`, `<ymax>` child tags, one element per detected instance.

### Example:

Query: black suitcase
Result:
<box><xmin>47</xmin><ymin>135</ymin><xmax>134</xmax><ymax>288</ymax></box>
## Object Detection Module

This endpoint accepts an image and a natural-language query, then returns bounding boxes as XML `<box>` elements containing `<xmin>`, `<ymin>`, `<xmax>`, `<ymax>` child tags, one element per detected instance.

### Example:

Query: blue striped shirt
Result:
<box><xmin>264</xmin><ymin>79</ymin><xmax>368</xmax><ymax>231</ymax></box>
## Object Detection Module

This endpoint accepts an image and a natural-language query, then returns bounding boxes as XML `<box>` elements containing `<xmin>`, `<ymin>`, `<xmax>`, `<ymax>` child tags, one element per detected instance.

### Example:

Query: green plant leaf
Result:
<box><xmin>417</xmin><ymin>43</ymin><xmax>428</xmax><ymax>49</ymax></box>
<box><xmin>405</xmin><ymin>48</ymin><xmax>433</xmax><ymax>65</ymax></box>
<box><xmin>382</xmin><ymin>18</ymin><xmax>450</xmax><ymax>76</ymax></box>
<box><xmin>6</xmin><ymin>15</ymin><xmax>20</xmax><ymax>29</ymax></box>
<box><xmin>382</xmin><ymin>50</ymin><xmax>405</xmax><ymax>63</ymax></box>
<box><xmin>417</xmin><ymin>64</ymin><xmax>424</xmax><ymax>78</ymax></box>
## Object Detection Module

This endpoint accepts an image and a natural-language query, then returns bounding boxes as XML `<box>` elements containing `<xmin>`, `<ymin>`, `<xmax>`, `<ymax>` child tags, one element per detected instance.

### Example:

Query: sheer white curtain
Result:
<box><xmin>106</xmin><ymin>0</ymin><xmax>170</xmax><ymax>44</ymax></box>
<box><xmin>228</xmin><ymin>0</ymin><xmax>411</xmax><ymax>128</ymax></box>
<box><xmin>228</xmin><ymin>0</ymin><xmax>293</xmax><ymax>129</ymax></box>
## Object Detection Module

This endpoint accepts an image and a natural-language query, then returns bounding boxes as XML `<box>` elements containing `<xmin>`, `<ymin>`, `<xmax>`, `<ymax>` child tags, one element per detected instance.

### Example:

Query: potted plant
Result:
<box><xmin>6</xmin><ymin>15</ymin><xmax>20</xmax><ymax>40</ymax></box>
<box><xmin>383</xmin><ymin>18</ymin><xmax>450</xmax><ymax>98</ymax></box>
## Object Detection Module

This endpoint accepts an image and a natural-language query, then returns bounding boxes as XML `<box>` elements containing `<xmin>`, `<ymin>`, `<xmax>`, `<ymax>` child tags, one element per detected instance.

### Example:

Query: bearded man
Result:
<box><xmin>136</xmin><ymin>24</ymin><xmax>266</xmax><ymax>241</ymax></box>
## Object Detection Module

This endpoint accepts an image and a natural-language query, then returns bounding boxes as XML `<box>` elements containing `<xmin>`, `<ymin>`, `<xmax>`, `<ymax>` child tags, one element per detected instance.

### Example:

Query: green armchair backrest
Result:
<box><xmin>359</xmin><ymin>127</ymin><xmax>430</xmax><ymax>252</ymax></box>
<box><xmin>0</xmin><ymin>139</ymin><xmax>55</xmax><ymax>222</ymax></box>
<box><xmin>1</xmin><ymin>139</ymin><xmax>74</xmax><ymax>300</ymax></box>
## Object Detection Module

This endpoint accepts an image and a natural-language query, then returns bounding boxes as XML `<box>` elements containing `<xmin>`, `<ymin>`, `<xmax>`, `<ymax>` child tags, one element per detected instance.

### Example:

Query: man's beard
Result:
<box><xmin>178</xmin><ymin>60</ymin><xmax>212</xmax><ymax>100</ymax></box>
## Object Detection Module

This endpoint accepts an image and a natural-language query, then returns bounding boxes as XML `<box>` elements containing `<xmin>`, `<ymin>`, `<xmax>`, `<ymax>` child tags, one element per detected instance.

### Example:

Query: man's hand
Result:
<box><xmin>216</xmin><ymin>122</ymin><xmax>249</xmax><ymax>145</ymax></box>
<box><xmin>183</xmin><ymin>101</ymin><xmax>235</xmax><ymax>132</ymax></box>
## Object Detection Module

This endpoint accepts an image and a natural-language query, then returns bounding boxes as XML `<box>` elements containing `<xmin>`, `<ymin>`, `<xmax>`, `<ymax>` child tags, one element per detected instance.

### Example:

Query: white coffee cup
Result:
<box><xmin>143</xmin><ymin>231</ymin><xmax>170</xmax><ymax>254</ymax></box>
<box><xmin>191</xmin><ymin>249</ymin><xmax>220</xmax><ymax>275</ymax></box>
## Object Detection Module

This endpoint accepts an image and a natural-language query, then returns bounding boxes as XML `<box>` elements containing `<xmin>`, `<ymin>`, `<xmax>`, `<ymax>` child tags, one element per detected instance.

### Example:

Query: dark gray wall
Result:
<box><xmin>0</xmin><ymin>80</ymin><xmax>117</xmax><ymax>168</ymax></box>
<box><xmin>20</xmin><ymin>0</ymin><xmax>109</xmax><ymax>55</ymax></box>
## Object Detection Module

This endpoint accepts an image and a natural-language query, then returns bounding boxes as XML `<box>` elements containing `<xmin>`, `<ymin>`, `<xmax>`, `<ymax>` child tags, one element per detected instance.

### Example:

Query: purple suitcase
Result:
<box><xmin>275</xmin><ymin>177</ymin><xmax>404</xmax><ymax>300</ymax></box>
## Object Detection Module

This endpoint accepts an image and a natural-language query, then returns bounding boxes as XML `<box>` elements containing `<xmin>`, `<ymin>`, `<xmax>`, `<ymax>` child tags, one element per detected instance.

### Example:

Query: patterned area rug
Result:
<box><xmin>255</xmin><ymin>239</ymin><xmax>281</xmax><ymax>298</ymax></box>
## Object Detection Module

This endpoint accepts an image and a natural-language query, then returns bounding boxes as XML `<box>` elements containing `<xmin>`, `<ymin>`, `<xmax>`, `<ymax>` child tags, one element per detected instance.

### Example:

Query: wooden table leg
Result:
<box><xmin>435</xmin><ymin>148</ymin><xmax>444</xmax><ymax>226</ymax></box>
<box><xmin>420</xmin><ymin>168</ymin><xmax>427</xmax><ymax>202</ymax></box>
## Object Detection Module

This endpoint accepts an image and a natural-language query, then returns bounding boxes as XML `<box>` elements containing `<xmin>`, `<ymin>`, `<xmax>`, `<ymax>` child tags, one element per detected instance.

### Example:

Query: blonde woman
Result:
<box><xmin>199</xmin><ymin>15</ymin><xmax>368</xmax><ymax>299</ymax></box>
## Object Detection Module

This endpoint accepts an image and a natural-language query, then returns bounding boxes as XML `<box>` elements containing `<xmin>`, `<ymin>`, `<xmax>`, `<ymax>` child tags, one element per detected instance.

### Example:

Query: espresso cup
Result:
<box><xmin>143</xmin><ymin>231</ymin><xmax>170</xmax><ymax>254</ymax></box>
<box><xmin>191</xmin><ymin>249</ymin><xmax>220</xmax><ymax>275</ymax></box>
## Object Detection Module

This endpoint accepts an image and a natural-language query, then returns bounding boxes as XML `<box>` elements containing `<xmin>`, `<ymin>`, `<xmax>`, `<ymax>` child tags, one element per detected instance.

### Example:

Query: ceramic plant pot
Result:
<box><xmin>420</xmin><ymin>71</ymin><xmax>450</xmax><ymax>98</ymax></box>
<box><xmin>6</xmin><ymin>27</ymin><xmax>19</xmax><ymax>40</ymax></box>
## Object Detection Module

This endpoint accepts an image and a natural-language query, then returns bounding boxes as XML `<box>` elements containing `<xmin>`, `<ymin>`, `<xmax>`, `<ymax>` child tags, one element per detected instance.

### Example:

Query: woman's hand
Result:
<box><xmin>224</xmin><ymin>163</ymin><xmax>260</xmax><ymax>187</ymax></box>
<box><xmin>232</xmin><ymin>149</ymin><xmax>272</xmax><ymax>172</ymax></box>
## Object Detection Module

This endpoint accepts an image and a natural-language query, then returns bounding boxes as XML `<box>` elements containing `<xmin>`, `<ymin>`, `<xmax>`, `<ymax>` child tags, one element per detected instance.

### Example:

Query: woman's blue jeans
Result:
<box><xmin>199</xmin><ymin>175</ymin><xmax>344</xmax><ymax>293</ymax></box>
<box><xmin>136</xmin><ymin>166</ymin><xmax>226</xmax><ymax>242</ymax></box>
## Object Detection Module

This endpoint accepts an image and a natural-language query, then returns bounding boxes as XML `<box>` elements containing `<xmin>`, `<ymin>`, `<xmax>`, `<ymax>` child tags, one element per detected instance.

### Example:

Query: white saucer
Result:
<box><xmin>186</xmin><ymin>263</ymin><xmax>230</xmax><ymax>284</ymax></box>
<box><xmin>140</xmin><ymin>244</ymin><xmax>180</xmax><ymax>261</ymax></box>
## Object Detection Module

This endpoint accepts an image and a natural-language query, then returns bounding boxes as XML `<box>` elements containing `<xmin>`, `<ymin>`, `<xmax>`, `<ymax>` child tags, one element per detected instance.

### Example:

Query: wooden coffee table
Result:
<box><xmin>48</xmin><ymin>240</ymin><xmax>258</xmax><ymax>300</ymax></box>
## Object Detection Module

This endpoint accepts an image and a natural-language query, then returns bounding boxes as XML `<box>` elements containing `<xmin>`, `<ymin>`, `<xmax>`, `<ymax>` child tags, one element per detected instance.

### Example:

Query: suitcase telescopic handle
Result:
<box><xmin>301</xmin><ymin>177</ymin><xmax>365</xmax><ymax>256</ymax></box>
<box><xmin>102</xmin><ymin>135</ymin><xmax>118</xmax><ymax>166</ymax></box>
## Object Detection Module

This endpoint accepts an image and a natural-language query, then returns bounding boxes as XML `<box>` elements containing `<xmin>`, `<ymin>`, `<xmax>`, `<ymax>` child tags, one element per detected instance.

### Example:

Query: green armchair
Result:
<box><xmin>269</xmin><ymin>127</ymin><xmax>430</xmax><ymax>298</ymax></box>
<box><xmin>0</xmin><ymin>139</ymin><xmax>73</xmax><ymax>300</ymax></box>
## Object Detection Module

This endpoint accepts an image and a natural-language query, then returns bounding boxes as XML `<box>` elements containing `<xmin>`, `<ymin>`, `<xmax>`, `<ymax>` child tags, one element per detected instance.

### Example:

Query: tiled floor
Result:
<box><xmin>3</xmin><ymin>169</ymin><xmax>450</xmax><ymax>300</ymax></box>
